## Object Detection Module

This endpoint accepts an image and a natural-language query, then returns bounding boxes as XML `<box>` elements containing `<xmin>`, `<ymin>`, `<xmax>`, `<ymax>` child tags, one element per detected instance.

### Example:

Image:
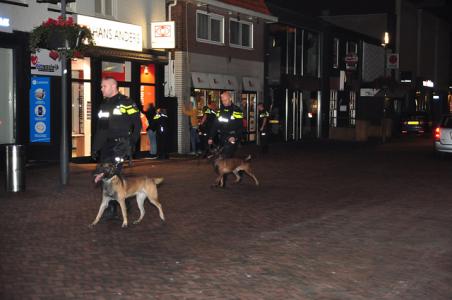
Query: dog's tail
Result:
<box><xmin>244</xmin><ymin>154</ymin><xmax>252</xmax><ymax>162</ymax></box>
<box><xmin>153</xmin><ymin>177</ymin><xmax>164</xmax><ymax>185</ymax></box>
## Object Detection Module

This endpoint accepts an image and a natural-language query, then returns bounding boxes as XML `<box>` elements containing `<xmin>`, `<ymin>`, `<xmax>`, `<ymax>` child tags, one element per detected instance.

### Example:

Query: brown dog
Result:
<box><xmin>90</xmin><ymin>163</ymin><xmax>165</xmax><ymax>228</ymax></box>
<box><xmin>210</xmin><ymin>150</ymin><xmax>259</xmax><ymax>187</ymax></box>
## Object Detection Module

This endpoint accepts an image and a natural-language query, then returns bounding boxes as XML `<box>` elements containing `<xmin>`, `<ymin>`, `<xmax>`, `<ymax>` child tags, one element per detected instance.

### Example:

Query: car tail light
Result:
<box><xmin>435</xmin><ymin>127</ymin><xmax>441</xmax><ymax>141</ymax></box>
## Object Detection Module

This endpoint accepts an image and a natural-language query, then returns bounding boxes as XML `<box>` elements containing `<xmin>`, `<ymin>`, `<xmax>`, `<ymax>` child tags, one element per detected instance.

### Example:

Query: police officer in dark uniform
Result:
<box><xmin>208</xmin><ymin>91</ymin><xmax>244</xmax><ymax>158</ymax></box>
<box><xmin>199</xmin><ymin>101</ymin><xmax>217</xmax><ymax>157</ymax></box>
<box><xmin>92</xmin><ymin>77</ymin><xmax>141</xmax><ymax>219</ymax></box>
<box><xmin>152</xmin><ymin>108</ymin><xmax>170</xmax><ymax>160</ymax></box>
<box><xmin>257</xmin><ymin>102</ymin><xmax>270</xmax><ymax>154</ymax></box>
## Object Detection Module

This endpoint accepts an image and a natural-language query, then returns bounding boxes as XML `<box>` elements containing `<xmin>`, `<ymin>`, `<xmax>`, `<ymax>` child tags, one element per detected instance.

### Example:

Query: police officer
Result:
<box><xmin>152</xmin><ymin>108</ymin><xmax>170</xmax><ymax>160</ymax></box>
<box><xmin>208</xmin><ymin>91</ymin><xmax>244</xmax><ymax>158</ymax></box>
<box><xmin>199</xmin><ymin>101</ymin><xmax>217</xmax><ymax>157</ymax></box>
<box><xmin>257</xmin><ymin>102</ymin><xmax>270</xmax><ymax>153</ymax></box>
<box><xmin>92</xmin><ymin>77</ymin><xmax>141</xmax><ymax>218</ymax></box>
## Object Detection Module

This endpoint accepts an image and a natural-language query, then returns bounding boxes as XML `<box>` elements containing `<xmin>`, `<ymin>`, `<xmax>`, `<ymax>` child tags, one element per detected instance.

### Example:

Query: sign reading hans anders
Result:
<box><xmin>77</xmin><ymin>15</ymin><xmax>143</xmax><ymax>52</ymax></box>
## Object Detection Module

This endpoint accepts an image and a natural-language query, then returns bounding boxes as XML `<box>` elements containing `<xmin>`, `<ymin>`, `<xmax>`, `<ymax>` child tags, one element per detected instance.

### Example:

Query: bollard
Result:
<box><xmin>5</xmin><ymin>145</ymin><xmax>25</xmax><ymax>192</ymax></box>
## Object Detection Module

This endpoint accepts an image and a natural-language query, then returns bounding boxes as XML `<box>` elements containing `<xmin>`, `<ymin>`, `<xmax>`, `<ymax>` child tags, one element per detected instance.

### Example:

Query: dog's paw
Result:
<box><xmin>88</xmin><ymin>223</ymin><xmax>96</xmax><ymax>229</ymax></box>
<box><xmin>121</xmin><ymin>223</ymin><xmax>128</xmax><ymax>228</ymax></box>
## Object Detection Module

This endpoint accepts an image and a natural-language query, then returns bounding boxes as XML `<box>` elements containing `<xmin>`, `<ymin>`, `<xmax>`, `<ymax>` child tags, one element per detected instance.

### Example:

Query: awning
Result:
<box><xmin>208</xmin><ymin>73</ymin><xmax>225</xmax><ymax>90</ymax></box>
<box><xmin>242</xmin><ymin>77</ymin><xmax>261</xmax><ymax>91</ymax></box>
<box><xmin>191</xmin><ymin>72</ymin><xmax>210</xmax><ymax>89</ymax></box>
<box><xmin>223</xmin><ymin>75</ymin><xmax>238</xmax><ymax>91</ymax></box>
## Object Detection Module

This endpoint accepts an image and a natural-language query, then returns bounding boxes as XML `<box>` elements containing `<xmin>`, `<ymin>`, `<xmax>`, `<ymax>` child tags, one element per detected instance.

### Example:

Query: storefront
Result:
<box><xmin>0</xmin><ymin>9</ymin><xmax>29</xmax><ymax>167</ymax></box>
<box><xmin>28</xmin><ymin>15</ymin><xmax>167</xmax><ymax>162</ymax></box>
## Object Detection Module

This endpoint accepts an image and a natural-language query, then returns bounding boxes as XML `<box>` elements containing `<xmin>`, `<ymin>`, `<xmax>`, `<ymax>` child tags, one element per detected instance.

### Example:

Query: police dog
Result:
<box><xmin>208</xmin><ymin>147</ymin><xmax>259</xmax><ymax>188</ymax></box>
<box><xmin>90</xmin><ymin>163</ymin><xmax>165</xmax><ymax>228</ymax></box>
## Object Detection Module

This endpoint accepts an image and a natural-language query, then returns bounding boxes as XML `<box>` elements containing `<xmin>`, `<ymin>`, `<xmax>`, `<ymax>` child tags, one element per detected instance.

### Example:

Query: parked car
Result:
<box><xmin>401</xmin><ymin>112</ymin><xmax>431</xmax><ymax>135</ymax></box>
<box><xmin>434</xmin><ymin>114</ymin><xmax>452</xmax><ymax>155</ymax></box>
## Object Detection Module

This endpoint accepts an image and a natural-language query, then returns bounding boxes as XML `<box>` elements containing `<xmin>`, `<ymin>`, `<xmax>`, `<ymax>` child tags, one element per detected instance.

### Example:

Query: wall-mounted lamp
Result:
<box><xmin>382</xmin><ymin>32</ymin><xmax>390</xmax><ymax>46</ymax></box>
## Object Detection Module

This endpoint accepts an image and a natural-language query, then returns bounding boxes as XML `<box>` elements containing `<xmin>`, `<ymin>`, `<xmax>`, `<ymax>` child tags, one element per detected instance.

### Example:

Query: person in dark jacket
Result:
<box><xmin>257</xmin><ymin>102</ymin><xmax>270</xmax><ymax>153</ymax></box>
<box><xmin>91</xmin><ymin>77</ymin><xmax>141</xmax><ymax>219</ymax></box>
<box><xmin>151</xmin><ymin>108</ymin><xmax>170</xmax><ymax>160</ymax></box>
<box><xmin>199</xmin><ymin>101</ymin><xmax>217</xmax><ymax>157</ymax></box>
<box><xmin>208</xmin><ymin>91</ymin><xmax>243</xmax><ymax>158</ymax></box>
<box><xmin>143</xmin><ymin>103</ymin><xmax>157</xmax><ymax>159</ymax></box>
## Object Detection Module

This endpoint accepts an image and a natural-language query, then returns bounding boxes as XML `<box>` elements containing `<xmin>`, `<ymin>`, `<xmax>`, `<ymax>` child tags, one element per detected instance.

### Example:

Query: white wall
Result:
<box><xmin>0</xmin><ymin>0</ymin><xmax>166</xmax><ymax>49</ymax></box>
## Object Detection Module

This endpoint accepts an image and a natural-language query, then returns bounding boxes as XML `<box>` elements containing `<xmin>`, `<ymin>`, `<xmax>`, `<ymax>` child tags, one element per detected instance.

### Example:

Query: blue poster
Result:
<box><xmin>30</xmin><ymin>76</ymin><xmax>51</xmax><ymax>143</ymax></box>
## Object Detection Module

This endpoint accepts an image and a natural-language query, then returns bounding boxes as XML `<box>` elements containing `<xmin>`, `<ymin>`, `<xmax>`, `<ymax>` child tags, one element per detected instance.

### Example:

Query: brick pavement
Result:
<box><xmin>0</xmin><ymin>139</ymin><xmax>452</xmax><ymax>299</ymax></box>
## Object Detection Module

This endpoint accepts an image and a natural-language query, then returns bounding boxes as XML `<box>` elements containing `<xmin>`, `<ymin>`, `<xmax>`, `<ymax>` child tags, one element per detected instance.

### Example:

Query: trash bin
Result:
<box><xmin>5</xmin><ymin>144</ymin><xmax>25</xmax><ymax>192</ymax></box>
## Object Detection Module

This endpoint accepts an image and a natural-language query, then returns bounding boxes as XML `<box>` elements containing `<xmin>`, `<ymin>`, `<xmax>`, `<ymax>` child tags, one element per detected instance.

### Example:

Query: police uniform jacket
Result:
<box><xmin>208</xmin><ymin>104</ymin><xmax>243</xmax><ymax>140</ymax></box>
<box><xmin>258</xmin><ymin>109</ymin><xmax>270</xmax><ymax>132</ymax></box>
<box><xmin>93</xmin><ymin>93</ymin><xmax>141</xmax><ymax>152</ymax></box>
<box><xmin>151</xmin><ymin>112</ymin><xmax>169</xmax><ymax>135</ymax></box>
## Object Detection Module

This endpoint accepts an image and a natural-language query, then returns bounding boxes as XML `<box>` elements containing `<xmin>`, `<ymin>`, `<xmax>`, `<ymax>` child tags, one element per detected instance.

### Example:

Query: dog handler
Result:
<box><xmin>91</xmin><ymin>77</ymin><xmax>141</xmax><ymax>219</ymax></box>
<box><xmin>207</xmin><ymin>91</ymin><xmax>244</xmax><ymax>158</ymax></box>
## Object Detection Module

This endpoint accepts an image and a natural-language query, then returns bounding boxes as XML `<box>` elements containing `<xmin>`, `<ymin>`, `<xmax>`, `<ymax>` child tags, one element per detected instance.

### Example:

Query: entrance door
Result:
<box><xmin>71</xmin><ymin>58</ymin><xmax>92</xmax><ymax>158</ymax></box>
<box><xmin>285</xmin><ymin>89</ymin><xmax>321</xmax><ymax>140</ymax></box>
<box><xmin>285</xmin><ymin>90</ymin><xmax>303</xmax><ymax>141</ymax></box>
<box><xmin>0</xmin><ymin>48</ymin><xmax>14</xmax><ymax>144</ymax></box>
<box><xmin>241</xmin><ymin>93</ymin><xmax>257</xmax><ymax>142</ymax></box>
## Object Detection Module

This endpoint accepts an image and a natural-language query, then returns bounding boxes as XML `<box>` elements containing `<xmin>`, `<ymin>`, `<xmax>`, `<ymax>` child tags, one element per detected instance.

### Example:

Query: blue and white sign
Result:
<box><xmin>30</xmin><ymin>76</ymin><xmax>51</xmax><ymax>143</ymax></box>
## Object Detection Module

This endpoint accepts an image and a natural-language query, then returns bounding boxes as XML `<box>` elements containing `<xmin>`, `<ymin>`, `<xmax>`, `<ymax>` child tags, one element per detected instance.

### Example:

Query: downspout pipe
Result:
<box><xmin>168</xmin><ymin>0</ymin><xmax>178</xmax><ymax>22</ymax></box>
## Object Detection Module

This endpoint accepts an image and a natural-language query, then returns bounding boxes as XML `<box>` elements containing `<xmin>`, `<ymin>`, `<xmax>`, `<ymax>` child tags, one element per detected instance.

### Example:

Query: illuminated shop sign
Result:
<box><xmin>151</xmin><ymin>21</ymin><xmax>175</xmax><ymax>49</ymax></box>
<box><xmin>0</xmin><ymin>16</ymin><xmax>12</xmax><ymax>33</ymax></box>
<box><xmin>422</xmin><ymin>80</ymin><xmax>434</xmax><ymax>88</ymax></box>
<box><xmin>77</xmin><ymin>15</ymin><xmax>142</xmax><ymax>51</ymax></box>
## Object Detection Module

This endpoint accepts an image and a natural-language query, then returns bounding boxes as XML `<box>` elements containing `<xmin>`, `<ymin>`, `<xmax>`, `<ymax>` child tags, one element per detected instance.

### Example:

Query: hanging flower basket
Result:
<box><xmin>29</xmin><ymin>16</ymin><xmax>95</xmax><ymax>59</ymax></box>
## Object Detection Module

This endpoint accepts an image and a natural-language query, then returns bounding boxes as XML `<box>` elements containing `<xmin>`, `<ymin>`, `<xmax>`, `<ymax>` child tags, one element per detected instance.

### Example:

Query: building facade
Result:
<box><xmin>0</xmin><ymin>0</ymin><xmax>168</xmax><ymax>163</ymax></box>
<box><xmin>167</xmin><ymin>0</ymin><xmax>276</xmax><ymax>153</ymax></box>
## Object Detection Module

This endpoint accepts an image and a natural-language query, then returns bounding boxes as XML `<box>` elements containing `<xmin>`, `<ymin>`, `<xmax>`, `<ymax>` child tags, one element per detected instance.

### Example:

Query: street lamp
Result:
<box><xmin>37</xmin><ymin>0</ymin><xmax>75</xmax><ymax>186</ymax></box>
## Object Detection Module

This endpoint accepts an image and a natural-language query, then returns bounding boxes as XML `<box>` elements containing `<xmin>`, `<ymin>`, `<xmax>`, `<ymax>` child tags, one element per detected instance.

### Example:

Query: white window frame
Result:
<box><xmin>48</xmin><ymin>1</ymin><xmax>77</xmax><ymax>13</ymax></box>
<box><xmin>94</xmin><ymin>0</ymin><xmax>117</xmax><ymax>19</ymax></box>
<box><xmin>229</xmin><ymin>18</ymin><xmax>253</xmax><ymax>50</ymax></box>
<box><xmin>196</xmin><ymin>10</ymin><xmax>224</xmax><ymax>46</ymax></box>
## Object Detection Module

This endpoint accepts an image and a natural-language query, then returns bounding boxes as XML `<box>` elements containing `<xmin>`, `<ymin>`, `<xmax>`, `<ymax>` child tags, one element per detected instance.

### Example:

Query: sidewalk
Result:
<box><xmin>1</xmin><ymin>139</ymin><xmax>451</xmax><ymax>299</ymax></box>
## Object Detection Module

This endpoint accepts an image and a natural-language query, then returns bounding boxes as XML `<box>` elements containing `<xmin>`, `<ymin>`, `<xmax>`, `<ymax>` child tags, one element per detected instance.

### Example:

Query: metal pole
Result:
<box><xmin>60</xmin><ymin>0</ymin><xmax>69</xmax><ymax>185</ymax></box>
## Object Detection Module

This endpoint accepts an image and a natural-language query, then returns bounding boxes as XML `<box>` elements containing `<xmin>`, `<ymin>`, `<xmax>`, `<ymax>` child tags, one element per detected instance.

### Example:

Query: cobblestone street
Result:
<box><xmin>1</xmin><ymin>139</ymin><xmax>452</xmax><ymax>299</ymax></box>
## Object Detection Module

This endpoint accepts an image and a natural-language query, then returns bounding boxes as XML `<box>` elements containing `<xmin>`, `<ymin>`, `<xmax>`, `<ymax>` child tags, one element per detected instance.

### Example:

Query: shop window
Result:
<box><xmin>230</xmin><ymin>19</ymin><xmax>253</xmax><ymax>49</ymax></box>
<box><xmin>71</xmin><ymin>57</ymin><xmax>91</xmax><ymax>80</ymax></box>
<box><xmin>346</xmin><ymin>41</ymin><xmax>358</xmax><ymax>54</ymax></box>
<box><xmin>196</xmin><ymin>11</ymin><xmax>224</xmax><ymax>44</ymax></box>
<box><xmin>303</xmin><ymin>31</ymin><xmax>319</xmax><ymax>77</ymax></box>
<box><xmin>333</xmin><ymin>38</ymin><xmax>339</xmax><ymax>69</ymax></box>
<box><xmin>329</xmin><ymin>90</ymin><xmax>338</xmax><ymax>128</ymax></box>
<box><xmin>102</xmin><ymin>61</ymin><xmax>131</xmax><ymax>82</ymax></box>
<box><xmin>295</xmin><ymin>29</ymin><xmax>303</xmax><ymax>75</ymax></box>
<box><xmin>286</xmin><ymin>27</ymin><xmax>295</xmax><ymax>75</ymax></box>
<box><xmin>140</xmin><ymin>64</ymin><xmax>155</xmax><ymax>84</ymax></box>
<box><xmin>0</xmin><ymin>48</ymin><xmax>14</xmax><ymax>144</ymax></box>
<box><xmin>140</xmin><ymin>64</ymin><xmax>157</xmax><ymax>152</ymax></box>
<box><xmin>95</xmin><ymin>0</ymin><xmax>116</xmax><ymax>18</ymax></box>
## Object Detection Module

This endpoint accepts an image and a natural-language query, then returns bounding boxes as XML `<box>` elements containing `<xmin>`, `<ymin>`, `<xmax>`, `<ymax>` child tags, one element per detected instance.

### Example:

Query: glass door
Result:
<box><xmin>71</xmin><ymin>57</ymin><xmax>92</xmax><ymax>157</ymax></box>
<box><xmin>240</xmin><ymin>93</ymin><xmax>257</xmax><ymax>142</ymax></box>
<box><xmin>0</xmin><ymin>48</ymin><xmax>14</xmax><ymax>144</ymax></box>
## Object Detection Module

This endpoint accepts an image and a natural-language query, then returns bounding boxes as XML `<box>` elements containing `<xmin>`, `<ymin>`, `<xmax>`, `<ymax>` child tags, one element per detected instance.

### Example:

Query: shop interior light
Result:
<box><xmin>433</xmin><ymin>95</ymin><xmax>440</xmax><ymax>99</ymax></box>
<box><xmin>144</xmin><ymin>66</ymin><xmax>149</xmax><ymax>75</ymax></box>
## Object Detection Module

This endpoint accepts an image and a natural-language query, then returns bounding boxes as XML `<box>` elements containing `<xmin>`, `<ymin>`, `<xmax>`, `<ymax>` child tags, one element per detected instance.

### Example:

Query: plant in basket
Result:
<box><xmin>29</xmin><ymin>16</ymin><xmax>94</xmax><ymax>59</ymax></box>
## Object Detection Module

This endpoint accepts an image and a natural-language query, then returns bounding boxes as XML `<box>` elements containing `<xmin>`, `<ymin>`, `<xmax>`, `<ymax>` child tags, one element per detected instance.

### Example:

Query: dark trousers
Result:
<box><xmin>156</xmin><ymin>132</ymin><xmax>169</xmax><ymax>159</ymax></box>
<box><xmin>220</xmin><ymin>137</ymin><xmax>238</xmax><ymax>158</ymax></box>
<box><xmin>260</xmin><ymin>131</ymin><xmax>269</xmax><ymax>153</ymax></box>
